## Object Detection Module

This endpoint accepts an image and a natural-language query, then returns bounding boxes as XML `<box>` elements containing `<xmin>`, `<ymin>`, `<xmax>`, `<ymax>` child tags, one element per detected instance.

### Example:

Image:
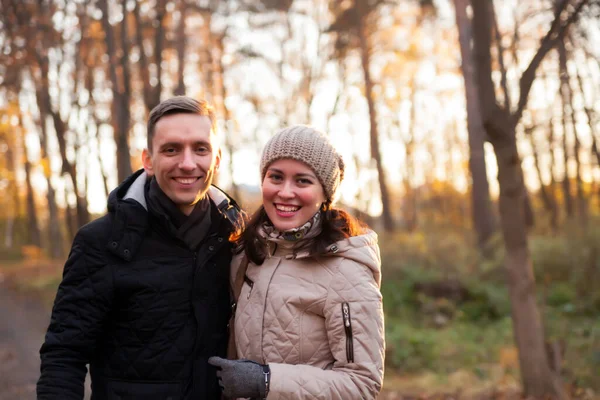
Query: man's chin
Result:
<box><xmin>196</xmin><ymin>186</ymin><xmax>210</xmax><ymax>201</ymax></box>
<box><xmin>181</xmin><ymin>189</ymin><xmax>210</xmax><ymax>205</ymax></box>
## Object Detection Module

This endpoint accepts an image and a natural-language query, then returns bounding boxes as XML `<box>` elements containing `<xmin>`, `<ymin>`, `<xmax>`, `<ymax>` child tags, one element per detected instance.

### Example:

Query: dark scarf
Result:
<box><xmin>145</xmin><ymin>177</ymin><xmax>212</xmax><ymax>250</ymax></box>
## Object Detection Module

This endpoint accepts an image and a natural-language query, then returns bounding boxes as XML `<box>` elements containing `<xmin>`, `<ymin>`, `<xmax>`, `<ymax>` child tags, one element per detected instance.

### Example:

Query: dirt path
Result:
<box><xmin>0</xmin><ymin>271</ymin><xmax>92</xmax><ymax>400</ymax></box>
<box><xmin>0</xmin><ymin>279</ymin><xmax>48</xmax><ymax>400</ymax></box>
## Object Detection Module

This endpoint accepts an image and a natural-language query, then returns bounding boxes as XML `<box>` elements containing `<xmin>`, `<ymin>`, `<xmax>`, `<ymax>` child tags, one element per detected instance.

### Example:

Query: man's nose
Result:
<box><xmin>178</xmin><ymin>149</ymin><xmax>196</xmax><ymax>170</ymax></box>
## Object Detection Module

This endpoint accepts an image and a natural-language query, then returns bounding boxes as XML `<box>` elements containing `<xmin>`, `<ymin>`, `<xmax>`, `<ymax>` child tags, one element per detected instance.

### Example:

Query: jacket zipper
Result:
<box><xmin>260</xmin><ymin>259</ymin><xmax>282</xmax><ymax>364</ymax></box>
<box><xmin>342</xmin><ymin>302</ymin><xmax>354</xmax><ymax>363</ymax></box>
<box><xmin>244</xmin><ymin>275</ymin><xmax>254</xmax><ymax>299</ymax></box>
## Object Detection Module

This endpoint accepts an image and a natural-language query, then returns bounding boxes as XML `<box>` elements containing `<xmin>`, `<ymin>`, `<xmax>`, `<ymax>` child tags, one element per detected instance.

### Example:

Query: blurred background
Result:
<box><xmin>0</xmin><ymin>0</ymin><xmax>599</xmax><ymax>399</ymax></box>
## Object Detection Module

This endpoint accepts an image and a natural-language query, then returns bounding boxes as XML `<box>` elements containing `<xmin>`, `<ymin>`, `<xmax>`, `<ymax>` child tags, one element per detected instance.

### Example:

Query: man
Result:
<box><xmin>37</xmin><ymin>97</ymin><xmax>243</xmax><ymax>400</ymax></box>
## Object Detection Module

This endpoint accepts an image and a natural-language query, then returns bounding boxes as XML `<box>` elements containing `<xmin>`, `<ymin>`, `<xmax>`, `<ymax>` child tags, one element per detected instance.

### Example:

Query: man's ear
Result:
<box><xmin>142</xmin><ymin>148</ymin><xmax>154</xmax><ymax>176</ymax></box>
<box><xmin>214</xmin><ymin>148</ymin><xmax>222</xmax><ymax>170</ymax></box>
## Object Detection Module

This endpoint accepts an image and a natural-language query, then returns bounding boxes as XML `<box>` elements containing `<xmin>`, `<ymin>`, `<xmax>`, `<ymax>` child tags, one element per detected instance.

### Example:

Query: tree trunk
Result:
<box><xmin>199</xmin><ymin>12</ymin><xmax>215</xmax><ymax>104</ymax></box>
<box><xmin>34</xmin><ymin>32</ymin><xmax>89</xmax><ymax>228</ymax></box>
<box><xmin>3</xmin><ymin>141</ymin><xmax>18</xmax><ymax>249</ymax></box>
<box><xmin>356</xmin><ymin>2</ymin><xmax>393</xmax><ymax>231</ymax></box>
<box><xmin>540</xmin><ymin>74</ymin><xmax>560</xmax><ymax>230</ymax></box>
<box><xmin>470</xmin><ymin>1</ymin><xmax>579</xmax><ymax>396</ymax></box>
<box><xmin>574</xmin><ymin>60</ymin><xmax>600</xmax><ymax>167</ymax></box>
<box><xmin>44</xmin><ymin>176</ymin><xmax>63</xmax><ymax>258</ymax></box>
<box><xmin>494</xmin><ymin>138</ymin><xmax>562</xmax><ymax>398</ymax></box>
<box><xmin>529</xmin><ymin>124</ymin><xmax>558</xmax><ymax>230</ymax></box>
<box><xmin>491</xmin><ymin>1</ymin><xmax>535</xmax><ymax>229</ymax></box>
<box><xmin>99</xmin><ymin>0</ymin><xmax>132</xmax><ymax>183</ymax></box>
<box><xmin>24</xmin><ymin>159</ymin><xmax>42</xmax><ymax>248</ymax></box>
<box><xmin>454</xmin><ymin>0</ymin><xmax>496</xmax><ymax>251</ymax></box>
<box><xmin>86</xmin><ymin>64</ymin><xmax>111</xmax><ymax>200</ymax></box>
<box><xmin>17</xmin><ymin>111</ymin><xmax>42</xmax><ymax>249</ymax></box>
<box><xmin>403</xmin><ymin>85</ymin><xmax>418</xmax><ymax>232</ymax></box>
<box><xmin>133</xmin><ymin>0</ymin><xmax>151</xmax><ymax>110</ymax></box>
<box><xmin>567</xmin><ymin>54</ymin><xmax>594</xmax><ymax>222</ymax></box>
<box><xmin>174</xmin><ymin>1</ymin><xmax>188</xmax><ymax>96</ymax></box>
<box><xmin>52</xmin><ymin>108</ymin><xmax>90</xmax><ymax>228</ymax></box>
<box><xmin>64</xmin><ymin>196</ymin><xmax>77</xmax><ymax>241</ymax></box>
<box><xmin>35</xmin><ymin>99</ymin><xmax>64</xmax><ymax>259</ymax></box>
<box><xmin>569</xmin><ymin>94</ymin><xmax>587</xmax><ymax>223</ymax></box>
<box><xmin>525</xmin><ymin>127</ymin><xmax>554</xmax><ymax>218</ymax></box>
<box><xmin>576</xmin><ymin>56</ymin><xmax>600</xmax><ymax>211</ymax></box>
<box><xmin>152</xmin><ymin>0</ymin><xmax>166</xmax><ymax>108</ymax></box>
<box><xmin>215</xmin><ymin>34</ymin><xmax>241</xmax><ymax>203</ymax></box>
<box><xmin>523</xmin><ymin>182</ymin><xmax>535</xmax><ymax>229</ymax></box>
<box><xmin>548</xmin><ymin>117</ymin><xmax>560</xmax><ymax>231</ymax></box>
<box><xmin>133</xmin><ymin>0</ymin><xmax>164</xmax><ymax>112</ymax></box>
<box><xmin>558</xmin><ymin>41</ymin><xmax>574</xmax><ymax>219</ymax></box>
<box><xmin>490</xmin><ymin>4</ymin><xmax>511</xmax><ymax>111</ymax></box>
<box><xmin>96</xmin><ymin>128</ymin><xmax>111</xmax><ymax>200</ymax></box>
<box><xmin>4</xmin><ymin>218</ymin><xmax>15</xmax><ymax>249</ymax></box>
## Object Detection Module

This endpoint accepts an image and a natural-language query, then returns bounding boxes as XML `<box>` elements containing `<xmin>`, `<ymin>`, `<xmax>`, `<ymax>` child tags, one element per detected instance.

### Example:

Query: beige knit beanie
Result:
<box><xmin>260</xmin><ymin>125</ymin><xmax>345</xmax><ymax>203</ymax></box>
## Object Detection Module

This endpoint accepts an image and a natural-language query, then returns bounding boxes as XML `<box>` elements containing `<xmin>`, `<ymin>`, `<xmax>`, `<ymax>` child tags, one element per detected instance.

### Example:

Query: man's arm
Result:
<box><xmin>37</xmin><ymin>229</ymin><xmax>115</xmax><ymax>400</ymax></box>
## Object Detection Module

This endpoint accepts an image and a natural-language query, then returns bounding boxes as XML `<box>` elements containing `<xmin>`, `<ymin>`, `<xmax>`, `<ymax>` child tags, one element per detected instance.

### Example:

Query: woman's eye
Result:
<box><xmin>298</xmin><ymin>178</ymin><xmax>312</xmax><ymax>185</ymax></box>
<box><xmin>269</xmin><ymin>174</ymin><xmax>282</xmax><ymax>181</ymax></box>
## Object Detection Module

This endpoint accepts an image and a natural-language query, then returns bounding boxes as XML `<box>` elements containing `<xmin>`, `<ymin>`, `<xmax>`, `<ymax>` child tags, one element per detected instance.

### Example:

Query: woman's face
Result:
<box><xmin>262</xmin><ymin>158</ymin><xmax>327</xmax><ymax>231</ymax></box>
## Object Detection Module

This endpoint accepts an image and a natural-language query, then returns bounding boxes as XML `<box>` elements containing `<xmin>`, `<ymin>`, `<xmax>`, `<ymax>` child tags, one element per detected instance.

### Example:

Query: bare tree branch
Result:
<box><xmin>513</xmin><ymin>0</ymin><xmax>589</xmax><ymax>126</ymax></box>
<box><xmin>491</xmin><ymin>3</ymin><xmax>511</xmax><ymax>111</ymax></box>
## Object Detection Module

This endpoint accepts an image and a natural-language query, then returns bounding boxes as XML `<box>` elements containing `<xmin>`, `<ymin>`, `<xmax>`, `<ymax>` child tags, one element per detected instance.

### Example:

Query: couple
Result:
<box><xmin>36</xmin><ymin>96</ymin><xmax>385</xmax><ymax>400</ymax></box>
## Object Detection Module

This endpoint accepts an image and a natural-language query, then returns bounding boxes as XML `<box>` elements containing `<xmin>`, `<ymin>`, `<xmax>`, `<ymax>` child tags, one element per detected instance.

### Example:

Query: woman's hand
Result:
<box><xmin>208</xmin><ymin>357</ymin><xmax>270</xmax><ymax>399</ymax></box>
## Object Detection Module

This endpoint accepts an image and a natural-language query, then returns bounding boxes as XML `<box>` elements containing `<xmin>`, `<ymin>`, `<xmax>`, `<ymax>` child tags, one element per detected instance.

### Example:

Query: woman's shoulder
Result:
<box><xmin>321</xmin><ymin>230</ymin><xmax>381</xmax><ymax>283</ymax></box>
<box><xmin>329</xmin><ymin>229</ymin><xmax>379</xmax><ymax>255</ymax></box>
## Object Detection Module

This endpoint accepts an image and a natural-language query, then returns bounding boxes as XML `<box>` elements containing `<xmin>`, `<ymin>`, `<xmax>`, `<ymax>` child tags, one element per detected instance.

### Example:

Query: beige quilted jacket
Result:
<box><xmin>231</xmin><ymin>230</ymin><xmax>385</xmax><ymax>399</ymax></box>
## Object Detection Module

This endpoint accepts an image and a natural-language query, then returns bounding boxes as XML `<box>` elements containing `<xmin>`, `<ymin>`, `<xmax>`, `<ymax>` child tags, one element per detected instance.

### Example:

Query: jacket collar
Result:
<box><xmin>106</xmin><ymin>169</ymin><xmax>245</xmax><ymax>261</ymax></box>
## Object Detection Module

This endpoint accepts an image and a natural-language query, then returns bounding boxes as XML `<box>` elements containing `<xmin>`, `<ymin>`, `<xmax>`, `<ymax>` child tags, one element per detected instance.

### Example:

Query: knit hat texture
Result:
<box><xmin>260</xmin><ymin>125</ymin><xmax>345</xmax><ymax>203</ymax></box>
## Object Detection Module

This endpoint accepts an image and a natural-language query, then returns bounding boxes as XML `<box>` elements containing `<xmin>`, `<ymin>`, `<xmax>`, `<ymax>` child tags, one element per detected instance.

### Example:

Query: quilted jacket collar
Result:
<box><xmin>105</xmin><ymin>169</ymin><xmax>244</xmax><ymax>261</ymax></box>
<box><xmin>267</xmin><ymin>230</ymin><xmax>382</xmax><ymax>287</ymax></box>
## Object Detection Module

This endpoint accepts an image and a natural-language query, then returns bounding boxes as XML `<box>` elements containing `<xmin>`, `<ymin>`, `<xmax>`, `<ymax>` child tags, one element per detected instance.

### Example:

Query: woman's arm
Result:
<box><xmin>267</xmin><ymin>259</ymin><xmax>385</xmax><ymax>400</ymax></box>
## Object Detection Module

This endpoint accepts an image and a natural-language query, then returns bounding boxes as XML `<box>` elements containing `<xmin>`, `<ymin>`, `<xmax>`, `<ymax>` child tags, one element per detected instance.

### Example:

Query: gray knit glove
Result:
<box><xmin>208</xmin><ymin>357</ymin><xmax>270</xmax><ymax>399</ymax></box>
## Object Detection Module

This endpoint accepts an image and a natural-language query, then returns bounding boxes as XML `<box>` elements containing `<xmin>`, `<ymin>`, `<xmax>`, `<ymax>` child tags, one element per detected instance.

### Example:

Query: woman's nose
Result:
<box><xmin>278</xmin><ymin>181</ymin><xmax>294</xmax><ymax>198</ymax></box>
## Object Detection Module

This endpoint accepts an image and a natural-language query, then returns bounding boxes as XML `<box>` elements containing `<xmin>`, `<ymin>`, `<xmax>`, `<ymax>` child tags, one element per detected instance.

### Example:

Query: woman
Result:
<box><xmin>209</xmin><ymin>125</ymin><xmax>385</xmax><ymax>399</ymax></box>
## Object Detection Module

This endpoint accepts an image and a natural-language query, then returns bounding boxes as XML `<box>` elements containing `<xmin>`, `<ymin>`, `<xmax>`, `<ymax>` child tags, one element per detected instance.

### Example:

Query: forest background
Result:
<box><xmin>0</xmin><ymin>0</ymin><xmax>599</xmax><ymax>398</ymax></box>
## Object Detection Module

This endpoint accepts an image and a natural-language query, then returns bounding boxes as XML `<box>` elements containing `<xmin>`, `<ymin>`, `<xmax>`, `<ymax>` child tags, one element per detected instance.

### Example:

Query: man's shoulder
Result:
<box><xmin>208</xmin><ymin>186</ymin><xmax>246</xmax><ymax>233</ymax></box>
<box><xmin>74</xmin><ymin>214</ymin><xmax>114</xmax><ymax>245</ymax></box>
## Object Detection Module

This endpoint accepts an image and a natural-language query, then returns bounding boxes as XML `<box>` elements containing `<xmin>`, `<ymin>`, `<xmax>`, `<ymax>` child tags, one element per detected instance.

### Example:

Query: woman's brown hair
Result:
<box><xmin>233</xmin><ymin>205</ymin><xmax>368</xmax><ymax>265</ymax></box>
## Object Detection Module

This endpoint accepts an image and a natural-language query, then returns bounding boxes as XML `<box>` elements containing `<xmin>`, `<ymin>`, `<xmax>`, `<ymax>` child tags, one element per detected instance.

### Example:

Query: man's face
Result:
<box><xmin>142</xmin><ymin>113</ymin><xmax>220</xmax><ymax>215</ymax></box>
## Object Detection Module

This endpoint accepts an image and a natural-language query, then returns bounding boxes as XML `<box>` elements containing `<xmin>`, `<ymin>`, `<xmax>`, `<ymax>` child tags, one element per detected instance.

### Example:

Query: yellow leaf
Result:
<box><xmin>498</xmin><ymin>346</ymin><xmax>519</xmax><ymax>370</ymax></box>
<box><xmin>40</xmin><ymin>157</ymin><xmax>51</xmax><ymax>178</ymax></box>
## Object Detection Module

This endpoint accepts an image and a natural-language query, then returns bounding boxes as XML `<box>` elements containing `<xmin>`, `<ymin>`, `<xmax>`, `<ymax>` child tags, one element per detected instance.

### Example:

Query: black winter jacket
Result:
<box><xmin>37</xmin><ymin>170</ymin><xmax>243</xmax><ymax>400</ymax></box>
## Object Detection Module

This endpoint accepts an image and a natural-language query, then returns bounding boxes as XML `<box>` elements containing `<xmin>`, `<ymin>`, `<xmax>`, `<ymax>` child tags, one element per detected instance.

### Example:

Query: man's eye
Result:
<box><xmin>164</xmin><ymin>148</ymin><xmax>177</xmax><ymax>153</ymax></box>
<box><xmin>196</xmin><ymin>147</ymin><xmax>209</xmax><ymax>153</ymax></box>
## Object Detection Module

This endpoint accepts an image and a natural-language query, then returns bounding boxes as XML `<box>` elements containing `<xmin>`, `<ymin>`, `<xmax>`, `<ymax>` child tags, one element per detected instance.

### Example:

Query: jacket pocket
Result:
<box><xmin>243</xmin><ymin>275</ymin><xmax>254</xmax><ymax>299</ymax></box>
<box><xmin>341</xmin><ymin>302</ymin><xmax>354</xmax><ymax>363</ymax></box>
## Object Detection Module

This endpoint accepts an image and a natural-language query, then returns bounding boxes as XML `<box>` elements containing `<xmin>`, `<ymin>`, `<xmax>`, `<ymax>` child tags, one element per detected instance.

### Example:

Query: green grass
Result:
<box><xmin>380</xmin><ymin>223</ymin><xmax>600</xmax><ymax>393</ymax></box>
<box><xmin>385</xmin><ymin>315</ymin><xmax>514</xmax><ymax>373</ymax></box>
<box><xmin>544</xmin><ymin>310</ymin><xmax>600</xmax><ymax>389</ymax></box>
